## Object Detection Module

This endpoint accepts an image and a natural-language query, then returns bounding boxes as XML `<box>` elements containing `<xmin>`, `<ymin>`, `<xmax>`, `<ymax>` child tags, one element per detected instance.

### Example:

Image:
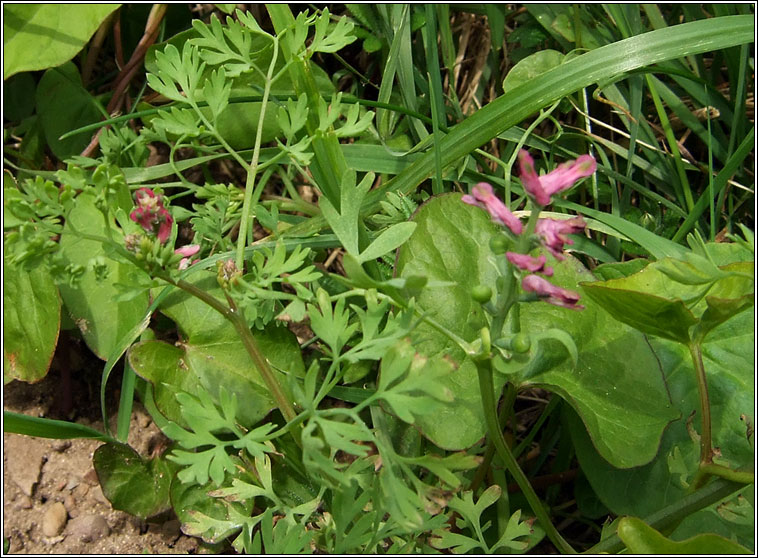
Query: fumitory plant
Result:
<box><xmin>3</xmin><ymin>3</ymin><xmax>754</xmax><ymax>555</ymax></box>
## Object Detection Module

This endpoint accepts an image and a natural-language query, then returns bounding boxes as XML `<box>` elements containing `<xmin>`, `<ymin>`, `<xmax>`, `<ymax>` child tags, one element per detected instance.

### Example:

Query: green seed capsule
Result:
<box><xmin>489</xmin><ymin>234</ymin><xmax>509</xmax><ymax>254</ymax></box>
<box><xmin>511</xmin><ymin>333</ymin><xmax>531</xmax><ymax>353</ymax></box>
<box><xmin>471</xmin><ymin>285</ymin><xmax>493</xmax><ymax>303</ymax></box>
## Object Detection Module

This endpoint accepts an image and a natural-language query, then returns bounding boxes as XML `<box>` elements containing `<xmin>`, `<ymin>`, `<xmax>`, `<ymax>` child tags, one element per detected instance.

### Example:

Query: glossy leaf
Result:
<box><xmin>502</xmin><ymin>49</ymin><xmax>565</xmax><ymax>93</ymax></box>
<box><xmin>35</xmin><ymin>63</ymin><xmax>104</xmax><ymax>159</ymax></box>
<box><xmin>93</xmin><ymin>442</ymin><xmax>178</xmax><ymax>519</ymax></box>
<box><xmin>618</xmin><ymin>516</ymin><xmax>752</xmax><ymax>554</ymax></box>
<box><xmin>397</xmin><ymin>194</ymin><xmax>676</xmax><ymax>466</ymax></box>
<box><xmin>3</xmin><ymin>4</ymin><xmax>119</xmax><ymax>79</ymax></box>
<box><xmin>127</xmin><ymin>269</ymin><xmax>305</xmax><ymax>427</ymax></box>
<box><xmin>58</xmin><ymin>193</ymin><xmax>151</xmax><ymax>360</ymax></box>
<box><xmin>583</xmin><ymin>256</ymin><xmax>754</xmax><ymax>344</ymax></box>
<box><xmin>569</xmin><ymin>305</ymin><xmax>754</xmax><ymax>547</ymax></box>
<box><xmin>396</xmin><ymin>194</ymin><xmax>506</xmax><ymax>449</ymax></box>
<box><xmin>3</xmin><ymin>258</ymin><xmax>60</xmax><ymax>384</ymax></box>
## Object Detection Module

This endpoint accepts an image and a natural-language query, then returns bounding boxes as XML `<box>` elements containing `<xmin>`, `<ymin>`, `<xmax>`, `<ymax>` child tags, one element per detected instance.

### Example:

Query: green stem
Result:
<box><xmin>235</xmin><ymin>36</ymin><xmax>279</xmax><ymax>270</ymax></box>
<box><xmin>471</xmin><ymin>382</ymin><xmax>517</xmax><ymax>492</ymax></box>
<box><xmin>689</xmin><ymin>341</ymin><xmax>713</xmax><ymax>468</ymax></box>
<box><xmin>476</xmin><ymin>359</ymin><xmax>577</xmax><ymax>554</ymax></box>
<box><xmin>161</xmin><ymin>275</ymin><xmax>298</xmax><ymax>425</ymax></box>
<box><xmin>698</xmin><ymin>463</ymin><xmax>754</xmax><ymax>485</ymax></box>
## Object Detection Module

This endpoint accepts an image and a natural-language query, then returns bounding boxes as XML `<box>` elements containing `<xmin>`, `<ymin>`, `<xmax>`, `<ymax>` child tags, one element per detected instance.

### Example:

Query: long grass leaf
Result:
<box><xmin>281</xmin><ymin>15</ymin><xmax>753</xmax><ymax>240</ymax></box>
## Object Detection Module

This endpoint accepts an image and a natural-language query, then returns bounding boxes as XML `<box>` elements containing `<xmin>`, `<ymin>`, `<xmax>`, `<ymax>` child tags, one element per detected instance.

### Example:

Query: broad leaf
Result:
<box><xmin>127</xmin><ymin>269</ymin><xmax>305</xmax><ymax>427</ymax></box>
<box><xmin>3</xmin><ymin>258</ymin><xmax>60</xmax><ymax>384</ymax></box>
<box><xmin>58</xmin><ymin>193</ymin><xmax>151</xmax><ymax>360</ymax></box>
<box><xmin>617</xmin><ymin>516</ymin><xmax>752</xmax><ymax>554</ymax></box>
<box><xmin>398</xmin><ymin>194</ymin><xmax>677</xmax><ymax>467</ymax></box>
<box><xmin>3</xmin><ymin>4</ymin><xmax>119</xmax><ymax>79</ymax></box>
<box><xmin>569</xmin><ymin>306</ymin><xmax>754</xmax><ymax>547</ymax></box>
<box><xmin>93</xmin><ymin>442</ymin><xmax>178</xmax><ymax>519</ymax></box>
<box><xmin>396</xmin><ymin>194</ymin><xmax>506</xmax><ymax>449</ymax></box>
<box><xmin>35</xmin><ymin>63</ymin><xmax>105</xmax><ymax>159</ymax></box>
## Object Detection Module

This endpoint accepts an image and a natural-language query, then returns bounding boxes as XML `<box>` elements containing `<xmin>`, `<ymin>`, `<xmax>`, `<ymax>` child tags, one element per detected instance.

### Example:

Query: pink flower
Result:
<box><xmin>506</xmin><ymin>252</ymin><xmax>553</xmax><ymax>276</ymax></box>
<box><xmin>522</xmin><ymin>274</ymin><xmax>583</xmax><ymax>310</ymax></box>
<box><xmin>175</xmin><ymin>244</ymin><xmax>200</xmax><ymax>270</ymax></box>
<box><xmin>535</xmin><ymin>217</ymin><xmax>586</xmax><ymax>260</ymax></box>
<box><xmin>130</xmin><ymin>187</ymin><xmax>173</xmax><ymax>244</ymax></box>
<box><xmin>518</xmin><ymin>150</ymin><xmax>596</xmax><ymax>206</ymax></box>
<box><xmin>462</xmin><ymin>183</ymin><xmax>523</xmax><ymax>235</ymax></box>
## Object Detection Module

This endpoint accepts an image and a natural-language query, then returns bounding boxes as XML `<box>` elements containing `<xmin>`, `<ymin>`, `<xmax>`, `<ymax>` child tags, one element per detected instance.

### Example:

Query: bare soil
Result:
<box><xmin>3</xmin><ymin>361</ymin><xmax>212</xmax><ymax>554</ymax></box>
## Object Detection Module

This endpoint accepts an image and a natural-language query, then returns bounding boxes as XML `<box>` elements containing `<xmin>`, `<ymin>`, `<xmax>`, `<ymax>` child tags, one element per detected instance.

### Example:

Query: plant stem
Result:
<box><xmin>476</xmin><ymin>359</ymin><xmax>577</xmax><ymax>554</ymax></box>
<box><xmin>236</xmin><ymin>36</ymin><xmax>279</xmax><ymax>270</ymax></box>
<box><xmin>689</xmin><ymin>341</ymin><xmax>713</xmax><ymax>467</ymax></box>
<box><xmin>161</xmin><ymin>274</ymin><xmax>298</xmax><ymax>425</ymax></box>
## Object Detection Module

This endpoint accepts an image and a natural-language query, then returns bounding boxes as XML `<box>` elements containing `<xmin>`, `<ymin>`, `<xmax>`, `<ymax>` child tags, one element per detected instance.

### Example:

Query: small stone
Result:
<box><xmin>16</xmin><ymin>494</ymin><xmax>33</xmax><ymax>510</ymax></box>
<box><xmin>63</xmin><ymin>494</ymin><xmax>76</xmax><ymax>513</ymax></box>
<box><xmin>73</xmin><ymin>483</ymin><xmax>89</xmax><ymax>499</ymax></box>
<box><xmin>52</xmin><ymin>440</ymin><xmax>72</xmax><ymax>452</ymax></box>
<box><xmin>67</xmin><ymin>514</ymin><xmax>110</xmax><ymax>543</ymax></box>
<box><xmin>6</xmin><ymin>435</ymin><xmax>46</xmax><ymax>496</ymax></box>
<box><xmin>65</xmin><ymin>476</ymin><xmax>80</xmax><ymax>491</ymax></box>
<box><xmin>83</xmin><ymin>468</ymin><xmax>99</xmax><ymax>486</ymax></box>
<box><xmin>42</xmin><ymin>502</ymin><xmax>68</xmax><ymax>536</ymax></box>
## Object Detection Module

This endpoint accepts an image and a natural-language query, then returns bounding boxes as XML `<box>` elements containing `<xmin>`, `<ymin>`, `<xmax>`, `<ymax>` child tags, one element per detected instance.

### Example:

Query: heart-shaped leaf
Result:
<box><xmin>128</xmin><ymin>269</ymin><xmax>304</xmax><ymax>427</ymax></box>
<box><xmin>3</xmin><ymin>258</ymin><xmax>60</xmax><ymax>384</ymax></box>
<box><xmin>58</xmin><ymin>193</ymin><xmax>151</xmax><ymax>360</ymax></box>
<box><xmin>397</xmin><ymin>194</ymin><xmax>677</xmax><ymax>466</ymax></box>
<box><xmin>93</xmin><ymin>442</ymin><xmax>178</xmax><ymax>519</ymax></box>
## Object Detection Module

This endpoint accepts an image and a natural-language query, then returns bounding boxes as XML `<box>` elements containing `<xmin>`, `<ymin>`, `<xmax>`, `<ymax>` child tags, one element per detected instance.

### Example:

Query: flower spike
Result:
<box><xmin>518</xmin><ymin>150</ymin><xmax>596</xmax><ymax>206</ymax></box>
<box><xmin>462</xmin><ymin>182</ymin><xmax>523</xmax><ymax>235</ymax></box>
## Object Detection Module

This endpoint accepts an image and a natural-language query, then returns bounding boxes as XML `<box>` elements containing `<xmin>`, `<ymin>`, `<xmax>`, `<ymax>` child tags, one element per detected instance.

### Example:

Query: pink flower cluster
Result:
<box><xmin>175</xmin><ymin>244</ymin><xmax>200</xmax><ymax>270</ymax></box>
<box><xmin>462</xmin><ymin>150</ymin><xmax>595</xmax><ymax>310</ymax></box>
<box><xmin>130</xmin><ymin>188</ymin><xmax>173</xmax><ymax>244</ymax></box>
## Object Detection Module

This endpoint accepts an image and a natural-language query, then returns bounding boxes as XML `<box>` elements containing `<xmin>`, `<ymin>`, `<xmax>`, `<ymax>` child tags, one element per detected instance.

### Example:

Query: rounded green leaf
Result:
<box><xmin>396</xmin><ymin>194</ymin><xmax>506</xmax><ymax>450</ymax></box>
<box><xmin>36</xmin><ymin>63</ymin><xmax>105</xmax><ymax>159</ymax></box>
<box><xmin>569</xmin><ymin>305</ymin><xmax>754</xmax><ymax>547</ymax></box>
<box><xmin>3</xmin><ymin>4</ymin><xmax>119</xmax><ymax>79</ymax></box>
<box><xmin>58</xmin><ymin>193</ymin><xmax>151</xmax><ymax>359</ymax></box>
<box><xmin>398</xmin><ymin>194</ymin><xmax>677</xmax><ymax>466</ymax></box>
<box><xmin>618</xmin><ymin>516</ymin><xmax>752</xmax><ymax>554</ymax></box>
<box><xmin>93</xmin><ymin>442</ymin><xmax>178</xmax><ymax>519</ymax></box>
<box><xmin>129</xmin><ymin>269</ymin><xmax>305</xmax><ymax>427</ymax></box>
<box><xmin>3</xmin><ymin>259</ymin><xmax>60</xmax><ymax>384</ymax></box>
<box><xmin>502</xmin><ymin>49</ymin><xmax>565</xmax><ymax>93</ymax></box>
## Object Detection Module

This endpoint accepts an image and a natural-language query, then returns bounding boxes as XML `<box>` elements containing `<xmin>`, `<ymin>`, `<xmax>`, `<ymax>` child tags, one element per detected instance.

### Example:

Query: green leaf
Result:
<box><xmin>3</xmin><ymin>411</ymin><xmax>114</xmax><ymax>442</ymax></box>
<box><xmin>569</xmin><ymin>304</ymin><xmax>754</xmax><ymax>542</ymax></box>
<box><xmin>93</xmin><ymin>442</ymin><xmax>178</xmax><ymax>519</ymax></box>
<box><xmin>35</xmin><ymin>63</ymin><xmax>104</xmax><ymax>159</ymax></box>
<box><xmin>3</xmin><ymin>258</ymin><xmax>60</xmax><ymax>384</ymax></box>
<box><xmin>398</xmin><ymin>194</ymin><xmax>677</xmax><ymax>466</ymax></box>
<box><xmin>127</xmin><ymin>269</ymin><xmax>304</xmax><ymax>427</ymax></box>
<box><xmin>319</xmin><ymin>170</ymin><xmax>373</xmax><ymax>255</ymax></box>
<box><xmin>3</xmin><ymin>4</ymin><xmax>119</xmax><ymax>79</ymax></box>
<box><xmin>58</xmin><ymin>193</ymin><xmax>151</xmax><ymax>359</ymax></box>
<box><xmin>356</xmin><ymin>222</ymin><xmax>416</xmax><ymax>263</ymax></box>
<box><xmin>502</xmin><ymin>49</ymin><xmax>565</xmax><ymax>93</ymax></box>
<box><xmin>582</xmin><ymin>256</ymin><xmax>754</xmax><ymax>345</ymax></box>
<box><xmin>171</xmin><ymin>476</ymin><xmax>255</xmax><ymax>544</ymax></box>
<box><xmin>581</xmin><ymin>279</ymin><xmax>698</xmax><ymax>343</ymax></box>
<box><xmin>617</xmin><ymin>516</ymin><xmax>752</xmax><ymax>554</ymax></box>
<box><xmin>396</xmin><ymin>194</ymin><xmax>507</xmax><ymax>449</ymax></box>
